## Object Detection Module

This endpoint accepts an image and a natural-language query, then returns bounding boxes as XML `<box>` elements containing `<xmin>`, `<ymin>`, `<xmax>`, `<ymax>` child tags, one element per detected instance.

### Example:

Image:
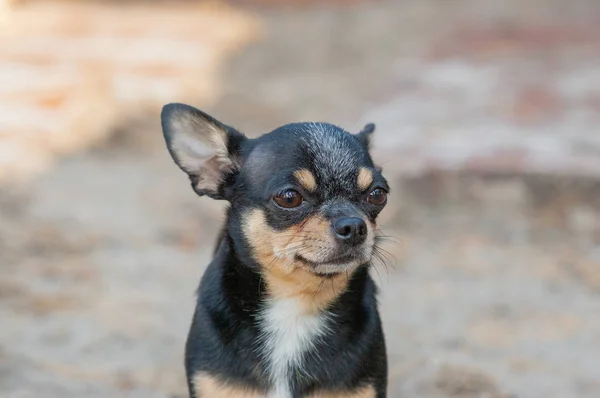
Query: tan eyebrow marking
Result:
<box><xmin>357</xmin><ymin>167</ymin><xmax>374</xmax><ymax>191</ymax></box>
<box><xmin>293</xmin><ymin>168</ymin><xmax>317</xmax><ymax>192</ymax></box>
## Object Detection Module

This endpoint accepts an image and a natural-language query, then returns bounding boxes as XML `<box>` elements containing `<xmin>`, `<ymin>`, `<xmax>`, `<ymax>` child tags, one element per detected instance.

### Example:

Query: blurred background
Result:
<box><xmin>1</xmin><ymin>0</ymin><xmax>599</xmax><ymax>397</ymax></box>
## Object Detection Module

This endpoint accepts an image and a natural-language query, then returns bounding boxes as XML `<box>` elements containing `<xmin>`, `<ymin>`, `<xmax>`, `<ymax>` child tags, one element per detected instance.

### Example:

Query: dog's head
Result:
<box><xmin>161</xmin><ymin>103</ymin><xmax>388</xmax><ymax>278</ymax></box>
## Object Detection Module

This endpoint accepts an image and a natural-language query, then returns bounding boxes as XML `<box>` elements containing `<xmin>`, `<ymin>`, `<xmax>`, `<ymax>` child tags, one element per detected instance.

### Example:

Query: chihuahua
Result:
<box><xmin>160</xmin><ymin>103</ymin><xmax>389</xmax><ymax>398</ymax></box>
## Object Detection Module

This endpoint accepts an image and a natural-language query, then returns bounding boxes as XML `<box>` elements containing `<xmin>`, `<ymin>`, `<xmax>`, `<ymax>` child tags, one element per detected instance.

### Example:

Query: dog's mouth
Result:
<box><xmin>294</xmin><ymin>251</ymin><xmax>368</xmax><ymax>276</ymax></box>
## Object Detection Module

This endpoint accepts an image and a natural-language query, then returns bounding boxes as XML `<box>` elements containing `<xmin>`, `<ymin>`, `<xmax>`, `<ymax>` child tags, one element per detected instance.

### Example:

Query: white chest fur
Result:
<box><xmin>259</xmin><ymin>297</ymin><xmax>330</xmax><ymax>398</ymax></box>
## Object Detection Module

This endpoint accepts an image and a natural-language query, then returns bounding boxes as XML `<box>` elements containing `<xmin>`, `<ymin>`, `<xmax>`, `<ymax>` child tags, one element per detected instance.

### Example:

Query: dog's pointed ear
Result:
<box><xmin>161</xmin><ymin>103</ymin><xmax>246</xmax><ymax>199</ymax></box>
<box><xmin>356</xmin><ymin>123</ymin><xmax>375</xmax><ymax>149</ymax></box>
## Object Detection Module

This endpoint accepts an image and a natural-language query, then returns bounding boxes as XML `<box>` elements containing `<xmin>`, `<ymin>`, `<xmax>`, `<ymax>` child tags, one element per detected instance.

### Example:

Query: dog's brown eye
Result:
<box><xmin>273</xmin><ymin>190</ymin><xmax>303</xmax><ymax>208</ymax></box>
<box><xmin>367</xmin><ymin>188</ymin><xmax>387</xmax><ymax>206</ymax></box>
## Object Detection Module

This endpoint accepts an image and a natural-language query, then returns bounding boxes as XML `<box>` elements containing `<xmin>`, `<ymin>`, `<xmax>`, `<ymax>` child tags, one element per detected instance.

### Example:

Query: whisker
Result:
<box><xmin>370</xmin><ymin>259</ymin><xmax>384</xmax><ymax>285</ymax></box>
<box><xmin>371</xmin><ymin>246</ymin><xmax>395</xmax><ymax>278</ymax></box>
<box><xmin>374</xmin><ymin>228</ymin><xmax>402</xmax><ymax>244</ymax></box>
<box><xmin>372</xmin><ymin>248</ymin><xmax>393</xmax><ymax>271</ymax></box>
<box><xmin>374</xmin><ymin>237</ymin><xmax>401</xmax><ymax>245</ymax></box>
<box><xmin>373</xmin><ymin>245</ymin><xmax>397</xmax><ymax>265</ymax></box>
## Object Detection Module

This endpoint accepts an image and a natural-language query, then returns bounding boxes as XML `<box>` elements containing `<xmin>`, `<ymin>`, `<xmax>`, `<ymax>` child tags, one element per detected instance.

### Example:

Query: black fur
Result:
<box><xmin>160</xmin><ymin>103</ymin><xmax>389</xmax><ymax>397</ymax></box>
<box><xmin>186</xmin><ymin>242</ymin><xmax>387</xmax><ymax>397</ymax></box>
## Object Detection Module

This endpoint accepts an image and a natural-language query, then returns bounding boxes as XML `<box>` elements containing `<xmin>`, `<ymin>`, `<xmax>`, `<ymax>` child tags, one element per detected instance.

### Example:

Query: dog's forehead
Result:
<box><xmin>244</xmin><ymin>123</ymin><xmax>372</xmax><ymax>191</ymax></box>
<box><xmin>301</xmin><ymin>123</ymin><xmax>367</xmax><ymax>178</ymax></box>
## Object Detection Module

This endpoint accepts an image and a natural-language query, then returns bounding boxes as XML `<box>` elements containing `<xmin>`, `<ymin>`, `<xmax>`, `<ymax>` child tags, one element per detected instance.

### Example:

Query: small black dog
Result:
<box><xmin>160</xmin><ymin>103</ymin><xmax>389</xmax><ymax>398</ymax></box>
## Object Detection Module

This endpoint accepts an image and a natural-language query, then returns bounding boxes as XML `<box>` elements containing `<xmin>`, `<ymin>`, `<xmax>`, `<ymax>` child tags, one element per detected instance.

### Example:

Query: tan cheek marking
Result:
<box><xmin>299</xmin><ymin>214</ymin><xmax>333</xmax><ymax>258</ymax></box>
<box><xmin>309</xmin><ymin>385</ymin><xmax>376</xmax><ymax>398</ymax></box>
<box><xmin>193</xmin><ymin>372</ymin><xmax>264</xmax><ymax>398</ymax></box>
<box><xmin>242</xmin><ymin>210</ymin><xmax>356</xmax><ymax>313</ymax></box>
<box><xmin>294</xmin><ymin>168</ymin><xmax>317</xmax><ymax>192</ymax></box>
<box><xmin>242</xmin><ymin>209</ymin><xmax>279</xmax><ymax>269</ymax></box>
<box><xmin>357</xmin><ymin>168</ymin><xmax>374</xmax><ymax>191</ymax></box>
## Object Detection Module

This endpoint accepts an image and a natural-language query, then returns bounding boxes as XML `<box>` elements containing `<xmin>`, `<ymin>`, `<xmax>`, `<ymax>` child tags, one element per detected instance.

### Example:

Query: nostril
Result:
<box><xmin>335</xmin><ymin>223</ymin><xmax>352</xmax><ymax>238</ymax></box>
<box><xmin>358</xmin><ymin>222</ymin><xmax>367</xmax><ymax>236</ymax></box>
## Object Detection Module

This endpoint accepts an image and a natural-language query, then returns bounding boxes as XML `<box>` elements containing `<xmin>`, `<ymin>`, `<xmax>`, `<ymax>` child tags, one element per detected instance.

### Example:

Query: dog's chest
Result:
<box><xmin>259</xmin><ymin>297</ymin><xmax>330</xmax><ymax>398</ymax></box>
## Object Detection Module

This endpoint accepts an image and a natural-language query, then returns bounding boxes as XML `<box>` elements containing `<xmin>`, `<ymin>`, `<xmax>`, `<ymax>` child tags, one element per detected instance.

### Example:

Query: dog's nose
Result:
<box><xmin>332</xmin><ymin>217</ymin><xmax>367</xmax><ymax>245</ymax></box>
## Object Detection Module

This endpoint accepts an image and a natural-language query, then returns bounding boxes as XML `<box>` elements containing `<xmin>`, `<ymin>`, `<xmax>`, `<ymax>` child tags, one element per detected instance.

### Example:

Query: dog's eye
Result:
<box><xmin>367</xmin><ymin>188</ymin><xmax>387</xmax><ymax>206</ymax></box>
<box><xmin>273</xmin><ymin>190</ymin><xmax>304</xmax><ymax>208</ymax></box>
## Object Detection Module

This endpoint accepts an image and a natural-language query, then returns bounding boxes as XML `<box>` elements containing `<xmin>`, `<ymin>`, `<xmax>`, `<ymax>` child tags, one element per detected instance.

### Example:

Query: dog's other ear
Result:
<box><xmin>356</xmin><ymin>123</ymin><xmax>375</xmax><ymax>149</ymax></box>
<box><xmin>161</xmin><ymin>103</ymin><xmax>246</xmax><ymax>199</ymax></box>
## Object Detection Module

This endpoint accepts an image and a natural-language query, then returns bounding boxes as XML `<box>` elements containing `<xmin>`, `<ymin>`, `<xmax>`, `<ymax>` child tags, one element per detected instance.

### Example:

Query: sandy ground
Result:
<box><xmin>1</xmin><ymin>1</ymin><xmax>600</xmax><ymax>397</ymax></box>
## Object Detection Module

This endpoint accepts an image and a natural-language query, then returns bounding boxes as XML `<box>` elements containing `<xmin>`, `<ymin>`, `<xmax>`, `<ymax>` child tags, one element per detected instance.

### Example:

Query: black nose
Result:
<box><xmin>332</xmin><ymin>217</ymin><xmax>367</xmax><ymax>245</ymax></box>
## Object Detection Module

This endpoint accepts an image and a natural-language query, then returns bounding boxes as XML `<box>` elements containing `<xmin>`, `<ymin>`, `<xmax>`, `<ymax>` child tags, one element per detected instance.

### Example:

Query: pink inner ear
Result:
<box><xmin>194</xmin><ymin>155</ymin><xmax>234</xmax><ymax>192</ymax></box>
